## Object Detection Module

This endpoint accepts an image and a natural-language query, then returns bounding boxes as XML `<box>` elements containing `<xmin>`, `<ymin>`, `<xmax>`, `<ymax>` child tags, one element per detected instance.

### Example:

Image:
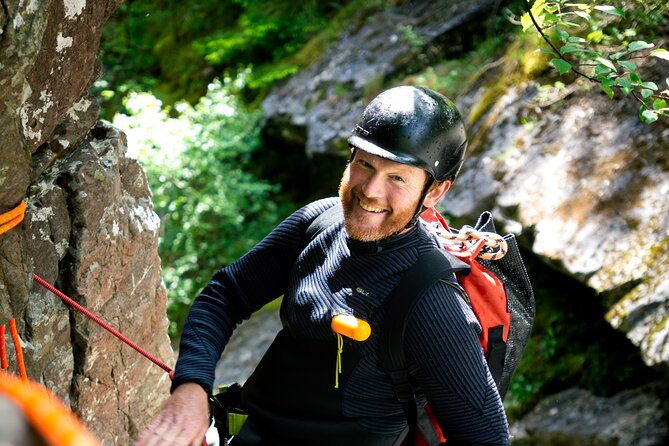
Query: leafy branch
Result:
<box><xmin>521</xmin><ymin>0</ymin><xmax>669</xmax><ymax>123</ymax></box>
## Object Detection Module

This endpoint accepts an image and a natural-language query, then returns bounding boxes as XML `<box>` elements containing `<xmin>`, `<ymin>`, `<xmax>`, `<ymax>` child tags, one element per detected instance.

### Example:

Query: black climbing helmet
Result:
<box><xmin>348</xmin><ymin>86</ymin><xmax>467</xmax><ymax>182</ymax></box>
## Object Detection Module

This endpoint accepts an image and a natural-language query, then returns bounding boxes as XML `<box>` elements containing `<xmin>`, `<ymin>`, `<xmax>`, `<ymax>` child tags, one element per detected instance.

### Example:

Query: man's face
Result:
<box><xmin>338</xmin><ymin>150</ymin><xmax>428</xmax><ymax>242</ymax></box>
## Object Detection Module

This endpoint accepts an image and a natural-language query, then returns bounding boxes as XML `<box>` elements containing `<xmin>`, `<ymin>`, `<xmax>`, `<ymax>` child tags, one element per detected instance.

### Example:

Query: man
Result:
<box><xmin>135</xmin><ymin>86</ymin><xmax>510</xmax><ymax>445</ymax></box>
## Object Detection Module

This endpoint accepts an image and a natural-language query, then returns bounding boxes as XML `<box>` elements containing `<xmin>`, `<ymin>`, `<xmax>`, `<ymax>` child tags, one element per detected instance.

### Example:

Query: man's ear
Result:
<box><xmin>422</xmin><ymin>180</ymin><xmax>451</xmax><ymax>208</ymax></box>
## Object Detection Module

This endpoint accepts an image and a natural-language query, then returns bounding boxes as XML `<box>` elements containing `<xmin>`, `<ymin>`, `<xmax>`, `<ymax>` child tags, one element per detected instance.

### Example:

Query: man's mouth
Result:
<box><xmin>358</xmin><ymin>199</ymin><xmax>387</xmax><ymax>214</ymax></box>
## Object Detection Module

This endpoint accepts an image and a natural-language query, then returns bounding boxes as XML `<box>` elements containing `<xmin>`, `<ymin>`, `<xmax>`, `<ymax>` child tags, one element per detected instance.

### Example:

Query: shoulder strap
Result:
<box><xmin>305</xmin><ymin>202</ymin><xmax>343</xmax><ymax>241</ymax></box>
<box><xmin>379</xmin><ymin>249</ymin><xmax>469</xmax><ymax>445</ymax></box>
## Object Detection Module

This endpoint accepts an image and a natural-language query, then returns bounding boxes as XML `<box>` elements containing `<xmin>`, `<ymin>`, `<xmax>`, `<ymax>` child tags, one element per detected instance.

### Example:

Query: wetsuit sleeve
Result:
<box><xmin>404</xmin><ymin>279</ymin><xmax>510</xmax><ymax>445</ymax></box>
<box><xmin>171</xmin><ymin>198</ymin><xmax>339</xmax><ymax>394</ymax></box>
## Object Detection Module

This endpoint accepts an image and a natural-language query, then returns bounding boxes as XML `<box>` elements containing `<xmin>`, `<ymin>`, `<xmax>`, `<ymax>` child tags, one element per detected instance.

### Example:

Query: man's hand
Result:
<box><xmin>134</xmin><ymin>382</ymin><xmax>210</xmax><ymax>446</ymax></box>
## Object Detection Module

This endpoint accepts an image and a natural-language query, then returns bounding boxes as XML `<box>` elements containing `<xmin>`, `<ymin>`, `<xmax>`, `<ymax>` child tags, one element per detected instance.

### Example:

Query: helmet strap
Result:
<box><xmin>402</xmin><ymin>176</ymin><xmax>434</xmax><ymax>232</ymax></box>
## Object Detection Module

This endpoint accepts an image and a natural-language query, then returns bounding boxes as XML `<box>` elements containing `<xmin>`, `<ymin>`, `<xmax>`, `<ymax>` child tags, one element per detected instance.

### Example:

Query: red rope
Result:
<box><xmin>33</xmin><ymin>275</ymin><xmax>209</xmax><ymax>446</ymax></box>
<box><xmin>1</xmin><ymin>320</ymin><xmax>28</xmax><ymax>380</ymax></box>
<box><xmin>8</xmin><ymin>319</ymin><xmax>27</xmax><ymax>381</ymax></box>
<box><xmin>32</xmin><ymin>274</ymin><xmax>174</xmax><ymax>377</ymax></box>
<box><xmin>1</xmin><ymin>324</ymin><xmax>7</xmax><ymax>369</ymax></box>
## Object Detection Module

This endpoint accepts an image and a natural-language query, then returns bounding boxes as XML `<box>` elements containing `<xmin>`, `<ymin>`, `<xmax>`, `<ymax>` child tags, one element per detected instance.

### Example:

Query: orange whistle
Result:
<box><xmin>331</xmin><ymin>314</ymin><xmax>371</xmax><ymax>341</ymax></box>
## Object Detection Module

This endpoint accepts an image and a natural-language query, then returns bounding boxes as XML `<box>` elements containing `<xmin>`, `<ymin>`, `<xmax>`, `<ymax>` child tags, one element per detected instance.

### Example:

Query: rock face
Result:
<box><xmin>444</xmin><ymin>74</ymin><xmax>669</xmax><ymax>371</ymax></box>
<box><xmin>0</xmin><ymin>1</ymin><xmax>173</xmax><ymax>444</ymax></box>
<box><xmin>261</xmin><ymin>0</ymin><xmax>501</xmax><ymax>155</ymax></box>
<box><xmin>26</xmin><ymin>122</ymin><xmax>174</xmax><ymax>444</ymax></box>
<box><xmin>510</xmin><ymin>381</ymin><xmax>669</xmax><ymax>446</ymax></box>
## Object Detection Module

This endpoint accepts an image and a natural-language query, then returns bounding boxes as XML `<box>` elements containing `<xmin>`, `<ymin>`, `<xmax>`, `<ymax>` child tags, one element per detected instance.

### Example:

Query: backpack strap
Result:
<box><xmin>379</xmin><ymin>249</ymin><xmax>469</xmax><ymax>446</ymax></box>
<box><xmin>305</xmin><ymin>202</ymin><xmax>344</xmax><ymax>241</ymax></box>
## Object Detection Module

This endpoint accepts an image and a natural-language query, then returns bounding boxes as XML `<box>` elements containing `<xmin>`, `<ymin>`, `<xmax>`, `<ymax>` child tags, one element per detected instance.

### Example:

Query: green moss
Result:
<box><xmin>288</xmin><ymin>1</ymin><xmax>381</xmax><ymax>70</ymax></box>
<box><xmin>605</xmin><ymin>236</ymin><xmax>669</xmax><ymax>323</ymax></box>
<box><xmin>362</xmin><ymin>74</ymin><xmax>386</xmax><ymax>102</ymax></box>
<box><xmin>464</xmin><ymin>32</ymin><xmax>552</xmax><ymax>155</ymax></box>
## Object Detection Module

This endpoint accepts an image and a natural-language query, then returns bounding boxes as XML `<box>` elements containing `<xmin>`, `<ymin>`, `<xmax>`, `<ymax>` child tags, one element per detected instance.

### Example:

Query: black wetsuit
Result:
<box><xmin>172</xmin><ymin>198</ymin><xmax>509</xmax><ymax>445</ymax></box>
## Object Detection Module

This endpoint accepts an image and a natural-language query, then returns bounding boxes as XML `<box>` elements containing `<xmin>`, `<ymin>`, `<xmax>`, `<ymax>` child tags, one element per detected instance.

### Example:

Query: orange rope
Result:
<box><xmin>0</xmin><ymin>324</ymin><xmax>6</xmax><ymax>369</ymax></box>
<box><xmin>0</xmin><ymin>370</ymin><xmax>101</xmax><ymax>446</ymax></box>
<box><xmin>0</xmin><ymin>200</ymin><xmax>26</xmax><ymax>236</ymax></box>
<box><xmin>0</xmin><ymin>202</ymin><xmax>28</xmax><ymax>376</ymax></box>
<box><xmin>8</xmin><ymin>318</ymin><xmax>27</xmax><ymax>381</ymax></box>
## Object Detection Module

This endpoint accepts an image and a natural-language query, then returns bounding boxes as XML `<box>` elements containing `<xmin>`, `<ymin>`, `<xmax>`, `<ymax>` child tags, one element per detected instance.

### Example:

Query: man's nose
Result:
<box><xmin>360</xmin><ymin>173</ymin><xmax>385</xmax><ymax>199</ymax></box>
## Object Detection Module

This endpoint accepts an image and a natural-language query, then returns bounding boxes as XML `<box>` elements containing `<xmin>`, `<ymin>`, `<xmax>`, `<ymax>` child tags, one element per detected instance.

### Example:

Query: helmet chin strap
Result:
<box><xmin>401</xmin><ymin>176</ymin><xmax>434</xmax><ymax>233</ymax></box>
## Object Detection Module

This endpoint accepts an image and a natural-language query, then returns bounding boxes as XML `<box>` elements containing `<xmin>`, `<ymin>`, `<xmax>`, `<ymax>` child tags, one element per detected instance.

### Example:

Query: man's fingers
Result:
<box><xmin>134</xmin><ymin>383</ymin><xmax>210</xmax><ymax>446</ymax></box>
<box><xmin>136</xmin><ymin>412</ymin><xmax>174</xmax><ymax>446</ymax></box>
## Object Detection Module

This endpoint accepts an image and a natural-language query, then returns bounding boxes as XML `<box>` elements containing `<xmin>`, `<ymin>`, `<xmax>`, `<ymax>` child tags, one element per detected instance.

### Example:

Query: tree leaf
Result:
<box><xmin>615</xmin><ymin>77</ymin><xmax>634</xmax><ymax>95</ymax></box>
<box><xmin>600</xmin><ymin>81</ymin><xmax>614</xmax><ymax>99</ymax></box>
<box><xmin>573</xmin><ymin>10</ymin><xmax>591</xmax><ymax>21</ymax></box>
<box><xmin>617</xmin><ymin>60</ymin><xmax>636</xmax><ymax>72</ymax></box>
<box><xmin>609</xmin><ymin>51</ymin><xmax>628</xmax><ymax>60</ymax></box>
<box><xmin>539</xmin><ymin>48</ymin><xmax>559</xmax><ymax>57</ymax></box>
<box><xmin>544</xmin><ymin>12</ymin><xmax>559</xmax><ymax>23</ymax></box>
<box><xmin>595</xmin><ymin>57</ymin><xmax>616</xmax><ymax>72</ymax></box>
<box><xmin>641</xmin><ymin>82</ymin><xmax>658</xmax><ymax>91</ymax></box>
<box><xmin>594</xmin><ymin>64</ymin><xmax>613</xmax><ymax>77</ymax></box>
<box><xmin>522</xmin><ymin>0</ymin><xmax>547</xmax><ymax>31</ymax></box>
<box><xmin>593</xmin><ymin>6</ymin><xmax>626</xmax><ymax>18</ymax></box>
<box><xmin>650</xmin><ymin>49</ymin><xmax>669</xmax><ymax>61</ymax></box>
<box><xmin>641</xmin><ymin>109</ymin><xmax>658</xmax><ymax>124</ymax></box>
<box><xmin>531</xmin><ymin>0</ymin><xmax>547</xmax><ymax>15</ymax></box>
<box><xmin>628</xmin><ymin>41</ymin><xmax>655</xmax><ymax>52</ymax></box>
<box><xmin>521</xmin><ymin>13</ymin><xmax>535</xmax><ymax>32</ymax></box>
<box><xmin>555</xmin><ymin>29</ymin><xmax>569</xmax><ymax>41</ymax></box>
<box><xmin>551</xmin><ymin>58</ymin><xmax>572</xmax><ymax>75</ymax></box>
<box><xmin>641</xmin><ymin>88</ymin><xmax>654</xmax><ymax>99</ymax></box>
<box><xmin>653</xmin><ymin>99</ymin><xmax>667</xmax><ymax>110</ymax></box>
<box><xmin>560</xmin><ymin>43</ymin><xmax>585</xmax><ymax>54</ymax></box>
<box><xmin>587</xmin><ymin>30</ymin><xmax>604</xmax><ymax>43</ymax></box>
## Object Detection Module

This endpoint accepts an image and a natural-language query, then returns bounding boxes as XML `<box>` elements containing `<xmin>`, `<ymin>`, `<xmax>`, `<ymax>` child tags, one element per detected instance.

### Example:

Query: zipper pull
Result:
<box><xmin>331</xmin><ymin>314</ymin><xmax>371</xmax><ymax>389</ymax></box>
<box><xmin>331</xmin><ymin>314</ymin><xmax>371</xmax><ymax>341</ymax></box>
<box><xmin>335</xmin><ymin>333</ymin><xmax>343</xmax><ymax>389</ymax></box>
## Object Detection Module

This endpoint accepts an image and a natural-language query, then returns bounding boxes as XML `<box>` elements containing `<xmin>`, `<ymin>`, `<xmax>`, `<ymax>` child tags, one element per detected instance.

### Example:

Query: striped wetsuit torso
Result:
<box><xmin>173</xmin><ymin>197</ymin><xmax>509</xmax><ymax>445</ymax></box>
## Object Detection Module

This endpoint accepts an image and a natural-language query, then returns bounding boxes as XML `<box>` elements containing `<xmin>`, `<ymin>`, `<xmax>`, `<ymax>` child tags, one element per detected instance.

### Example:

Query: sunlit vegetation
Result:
<box><xmin>113</xmin><ymin>76</ymin><xmax>293</xmax><ymax>337</ymax></box>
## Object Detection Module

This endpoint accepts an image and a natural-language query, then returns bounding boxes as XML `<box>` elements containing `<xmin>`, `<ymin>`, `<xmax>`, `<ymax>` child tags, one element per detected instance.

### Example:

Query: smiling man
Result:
<box><xmin>136</xmin><ymin>86</ymin><xmax>510</xmax><ymax>446</ymax></box>
<box><xmin>339</xmin><ymin>150</ymin><xmax>448</xmax><ymax>242</ymax></box>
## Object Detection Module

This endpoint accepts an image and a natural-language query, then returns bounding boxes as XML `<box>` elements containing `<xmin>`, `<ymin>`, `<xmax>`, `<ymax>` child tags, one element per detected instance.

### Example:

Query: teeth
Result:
<box><xmin>359</xmin><ymin>201</ymin><xmax>384</xmax><ymax>213</ymax></box>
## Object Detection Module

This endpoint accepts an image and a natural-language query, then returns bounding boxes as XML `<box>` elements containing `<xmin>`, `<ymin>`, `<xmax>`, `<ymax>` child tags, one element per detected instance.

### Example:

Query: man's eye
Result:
<box><xmin>391</xmin><ymin>175</ymin><xmax>406</xmax><ymax>183</ymax></box>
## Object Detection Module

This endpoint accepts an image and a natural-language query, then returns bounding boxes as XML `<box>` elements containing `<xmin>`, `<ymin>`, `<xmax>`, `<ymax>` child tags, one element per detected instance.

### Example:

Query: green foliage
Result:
<box><xmin>520</xmin><ymin>0</ymin><xmax>669</xmax><ymax>123</ymax></box>
<box><xmin>113</xmin><ymin>76</ymin><xmax>292</xmax><ymax>338</ymax></box>
<box><xmin>99</xmin><ymin>0</ymin><xmax>352</xmax><ymax>117</ymax></box>
<box><xmin>408</xmin><ymin>35</ymin><xmax>509</xmax><ymax>101</ymax></box>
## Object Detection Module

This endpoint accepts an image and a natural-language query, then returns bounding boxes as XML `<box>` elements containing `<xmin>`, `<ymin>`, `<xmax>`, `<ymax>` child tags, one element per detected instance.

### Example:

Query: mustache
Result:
<box><xmin>352</xmin><ymin>190</ymin><xmax>388</xmax><ymax>211</ymax></box>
